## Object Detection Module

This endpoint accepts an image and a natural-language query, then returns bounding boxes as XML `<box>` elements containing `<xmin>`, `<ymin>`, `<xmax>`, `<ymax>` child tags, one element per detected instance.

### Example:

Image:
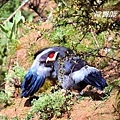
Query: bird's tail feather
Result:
<box><xmin>21</xmin><ymin>70</ymin><xmax>45</xmax><ymax>98</ymax></box>
<box><xmin>84</xmin><ymin>71</ymin><xmax>107</xmax><ymax>90</ymax></box>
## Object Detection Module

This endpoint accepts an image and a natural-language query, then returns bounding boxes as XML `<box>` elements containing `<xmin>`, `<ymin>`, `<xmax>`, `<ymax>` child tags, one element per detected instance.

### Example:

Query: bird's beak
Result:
<box><xmin>46</xmin><ymin>52</ymin><xmax>59</xmax><ymax>63</ymax></box>
<box><xmin>46</xmin><ymin>58</ymin><xmax>49</xmax><ymax>63</ymax></box>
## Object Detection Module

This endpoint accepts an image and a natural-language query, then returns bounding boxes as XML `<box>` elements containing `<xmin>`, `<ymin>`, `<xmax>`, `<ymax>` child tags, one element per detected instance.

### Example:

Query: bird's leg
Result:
<box><xmin>61</xmin><ymin>89</ymin><xmax>67</xmax><ymax>95</ymax></box>
<box><xmin>79</xmin><ymin>91</ymin><xmax>84</xmax><ymax>95</ymax></box>
<box><xmin>68</xmin><ymin>87</ymin><xmax>80</xmax><ymax>96</ymax></box>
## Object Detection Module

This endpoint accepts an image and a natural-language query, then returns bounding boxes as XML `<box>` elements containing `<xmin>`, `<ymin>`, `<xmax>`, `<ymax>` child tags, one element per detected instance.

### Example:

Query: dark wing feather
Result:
<box><xmin>28</xmin><ymin>75</ymin><xmax>45</xmax><ymax>96</ymax></box>
<box><xmin>84</xmin><ymin>71</ymin><xmax>108</xmax><ymax>90</ymax></box>
<box><xmin>57</xmin><ymin>54</ymin><xmax>107</xmax><ymax>92</ymax></box>
<box><xmin>73</xmin><ymin>81</ymin><xmax>88</xmax><ymax>92</ymax></box>
<box><xmin>21</xmin><ymin>70</ymin><xmax>45</xmax><ymax>97</ymax></box>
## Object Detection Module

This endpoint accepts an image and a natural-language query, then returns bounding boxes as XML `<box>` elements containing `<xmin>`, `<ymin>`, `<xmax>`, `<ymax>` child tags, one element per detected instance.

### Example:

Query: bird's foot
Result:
<box><xmin>79</xmin><ymin>91</ymin><xmax>84</xmax><ymax>95</ymax></box>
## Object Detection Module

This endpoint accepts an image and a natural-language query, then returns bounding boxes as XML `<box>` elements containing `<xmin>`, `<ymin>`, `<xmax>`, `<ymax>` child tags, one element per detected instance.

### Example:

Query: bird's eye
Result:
<box><xmin>48</xmin><ymin>52</ymin><xmax>55</xmax><ymax>58</ymax></box>
<box><xmin>46</xmin><ymin>51</ymin><xmax>59</xmax><ymax>63</ymax></box>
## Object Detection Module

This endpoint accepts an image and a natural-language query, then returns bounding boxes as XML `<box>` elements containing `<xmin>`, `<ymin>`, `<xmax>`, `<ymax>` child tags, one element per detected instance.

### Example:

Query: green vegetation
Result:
<box><xmin>0</xmin><ymin>10</ymin><xmax>25</xmax><ymax>80</ymax></box>
<box><xmin>5</xmin><ymin>65</ymin><xmax>26</xmax><ymax>83</ymax></box>
<box><xmin>0</xmin><ymin>0</ymin><xmax>20</xmax><ymax>21</ymax></box>
<box><xmin>27</xmin><ymin>90</ymin><xmax>73</xmax><ymax>120</ymax></box>
<box><xmin>0</xmin><ymin>115</ymin><xmax>8</xmax><ymax>120</ymax></box>
<box><xmin>0</xmin><ymin>91</ymin><xmax>9</xmax><ymax>105</ymax></box>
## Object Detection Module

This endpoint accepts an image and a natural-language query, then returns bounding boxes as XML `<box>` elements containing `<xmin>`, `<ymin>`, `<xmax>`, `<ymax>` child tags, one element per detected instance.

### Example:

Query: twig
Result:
<box><xmin>91</xmin><ymin>28</ymin><xmax>100</xmax><ymax>48</ymax></box>
<box><xmin>112</xmin><ymin>104</ymin><xmax>120</xmax><ymax>117</ymax></box>
<box><xmin>45</xmin><ymin>7</ymin><xmax>53</xmax><ymax>22</ymax></box>
<box><xmin>3</xmin><ymin>0</ymin><xmax>29</xmax><ymax>24</ymax></box>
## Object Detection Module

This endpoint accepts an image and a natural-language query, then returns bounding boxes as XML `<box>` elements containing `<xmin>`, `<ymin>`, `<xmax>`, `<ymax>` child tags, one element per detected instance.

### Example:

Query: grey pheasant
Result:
<box><xmin>21</xmin><ymin>46</ymin><xmax>107</xmax><ymax>97</ymax></box>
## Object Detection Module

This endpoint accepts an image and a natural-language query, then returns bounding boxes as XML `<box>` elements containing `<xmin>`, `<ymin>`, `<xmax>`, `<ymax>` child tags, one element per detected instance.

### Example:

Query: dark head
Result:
<box><xmin>35</xmin><ymin>46</ymin><xmax>73</xmax><ymax>63</ymax></box>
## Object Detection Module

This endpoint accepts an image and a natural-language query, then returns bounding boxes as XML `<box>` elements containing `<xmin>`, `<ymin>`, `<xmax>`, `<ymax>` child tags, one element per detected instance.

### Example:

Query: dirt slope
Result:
<box><xmin>0</xmin><ymin>90</ymin><xmax>118</xmax><ymax>120</ymax></box>
<box><xmin>0</xmin><ymin>22</ymin><xmax>119</xmax><ymax>120</ymax></box>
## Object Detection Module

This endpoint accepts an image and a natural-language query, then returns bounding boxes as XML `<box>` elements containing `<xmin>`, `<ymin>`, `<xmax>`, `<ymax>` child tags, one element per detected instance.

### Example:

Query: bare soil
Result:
<box><xmin>0</xmin><ymin>90</ymin><xmax>119</xmax><ymax>120</ymax></box>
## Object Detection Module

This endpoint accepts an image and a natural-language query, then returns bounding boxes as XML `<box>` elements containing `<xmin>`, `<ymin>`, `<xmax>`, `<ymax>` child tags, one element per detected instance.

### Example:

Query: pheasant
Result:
<box><xmin>21</xmin><ymin>46</ymin><xmax>107</xmax><ymax>97</ymax></box>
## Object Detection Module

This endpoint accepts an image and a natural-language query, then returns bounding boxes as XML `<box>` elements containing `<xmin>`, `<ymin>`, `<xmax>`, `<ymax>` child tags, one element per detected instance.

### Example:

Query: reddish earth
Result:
<box><xmin>0</xmin><ymin>90</ymin><xmax>119</xmax><ymax>120</ymax></box>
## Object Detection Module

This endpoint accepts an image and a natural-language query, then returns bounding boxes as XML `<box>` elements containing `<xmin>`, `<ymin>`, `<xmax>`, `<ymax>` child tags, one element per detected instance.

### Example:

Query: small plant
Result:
<box><xmin>0</xmin><ymin>91</ymin><xmax>10</xmax><ymax>109</ymax></box>
<box><xmin>0</xmin><ymin>0</ymin><xmax>20</xmax><ymax>21</ymax></box>
<box><xmin>0</xmin><ymin>91</ymin><xmax>8</xmax><ymax>104</ymax></box>
<box><xmin>0</xmin><ymin>10</ymin><xmax>25</xmax><ymax>84</ymax></box>
<box><xmin>0</xmin><ymin>10</ymin><xmax>25</xmax><ymax>55</ymax></box>
<box><xmin>0</xmin><ymin>10</ymin><xmax>25</xmax><ymax>98</ymax></box>
<box><xmin>27</xmin><ymin>90</ymin><xmax>73</xmax><ymax>120</ymax></box>
<box><xmin>0</xmin><ymin>115</ymin><xmax>21</xmax><ymax>120</ymax></box>
<box><xmin>48</xmin><ymin>25</ymin><xmax>76</xmax><ymax>44</ymax></box>
<box><xmin>5</xmin><ymin>64</ymin><xmax>26</xmax><ymax>84</ymax></box>
<box><xmin>0</xmin><ymin>115</ymin><xmax>8</xmax><ymax>120</ymax></box>
<box><xmin>11</xmin><ymin>65</ymin><xmax>26</xmax><ymax>83</ymax></box>
<box><xmin>4</xmin><ymin>64</ymin><xmax>26</xmax><ymax>98</ymax></box>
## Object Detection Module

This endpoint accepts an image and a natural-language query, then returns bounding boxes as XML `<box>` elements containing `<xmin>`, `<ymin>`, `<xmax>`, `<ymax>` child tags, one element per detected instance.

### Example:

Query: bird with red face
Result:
<box><xmin>21</xmin><ymin>46</ymin><xmax>107</xmax><ymax>98</ymax></box>
<box><xmin>21</xmin><ymin>46</ymin><xmax>73</xmax><ymax>97</ymax></box>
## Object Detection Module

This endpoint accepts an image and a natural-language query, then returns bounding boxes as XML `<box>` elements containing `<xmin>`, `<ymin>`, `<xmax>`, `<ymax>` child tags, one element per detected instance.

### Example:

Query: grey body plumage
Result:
<box><xmin>21</xmin><ymin>46</ymin><xmax>73</xmax><ymax>97</ymax></box>
<box><xmin>54</xmin><ymin>52</ymin><xmax>107</xmax><ymax>92</ymax></box>
<box><xmin>21</xmin><ymin>46</ymin><xmax>107</xmax><ymax>98</ymax></box>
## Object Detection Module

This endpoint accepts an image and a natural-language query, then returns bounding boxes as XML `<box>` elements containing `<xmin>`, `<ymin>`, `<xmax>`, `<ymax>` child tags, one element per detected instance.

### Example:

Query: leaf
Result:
<box><xmin>0</xmin><ymin>24</ymin><xmax>8</xmax><ymax>33</ymax></box>
<box><xmin>28</xmin><ymin>14</ymin><xmax>33</xmax><ymax>22</ymax></box>
<box><xmin>13</xmin><ymin>10</ymin><xmax>25</xmax><ymax>25</ymax></box>
<box><xmin>9</xmin><ymin>21</ymin><xmax>16</xmax><ymax>39</ymax></box>
<box><xmin>5</xmin><ymin>21</ymin><xmax>13</xmax><ymax>31</ymax></box>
